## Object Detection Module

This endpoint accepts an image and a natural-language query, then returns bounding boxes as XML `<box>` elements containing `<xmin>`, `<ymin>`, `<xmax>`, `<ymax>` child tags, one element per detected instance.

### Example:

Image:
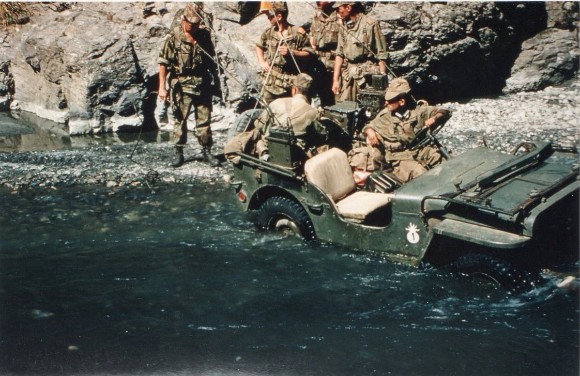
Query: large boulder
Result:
<box><xmin>4</xmin><ymin>2</ymin><xmax>181</xmax><ymax>134</ymax></box>
<box><xmin>377</xmin><ymin>1</ymin><xmax>547</xmax><ymax>102</ymax></box>
<box><xmin>503</xmin><ymin>2</ymin><xmax>579</xmax><ymax>93</ymax></box>
<box><xmin>504</xmin><ymin>28</ymin><xmax>579</xmax><ymax>93</ymax></box>
<box><xmin>546</xmin><ymin>1</ymin><xmax>578</xmax><ymax>29</ymax></box>
<box><xmin>0</xmin><ymin>2</ymin><xmax>577</xmax><ymax>134</ymax></box>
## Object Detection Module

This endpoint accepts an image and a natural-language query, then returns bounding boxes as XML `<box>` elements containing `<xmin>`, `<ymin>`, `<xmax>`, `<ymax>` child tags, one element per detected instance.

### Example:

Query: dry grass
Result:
<box><xmin>0</xmin><ymin>2</ymin><xmax>30</xmax><ymax>27</ymax></box>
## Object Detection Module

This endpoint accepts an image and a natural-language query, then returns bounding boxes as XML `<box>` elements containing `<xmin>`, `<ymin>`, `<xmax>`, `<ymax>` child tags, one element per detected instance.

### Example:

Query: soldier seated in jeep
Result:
<box><xmin>224</xmin><ymin>73</ymin><xmax>328</xmax><ymax>168</ymax></box>
<box><xmin>362</xmin><ymin>78</ymin><xmax>451</xmax><ymax>183</ymax></box>
<box><xmin>253</xmin><ymin>73</ymin><xmax>328</xmax><ymax>161</ymax></box>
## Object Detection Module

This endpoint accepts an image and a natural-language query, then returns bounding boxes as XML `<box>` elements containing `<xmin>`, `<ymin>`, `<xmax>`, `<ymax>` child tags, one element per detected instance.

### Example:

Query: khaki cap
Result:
<box><xmin>183</xmin><ymin>4</ymin><xmax>202</xmax><ymax>24</ymax></box>
<box><xmin>293</xmin><ymin>73</ymin><xmax>313</xmax><ymax>90</ymax></box>
<box><xmin>272</xmin><ymin>2</ymin><xmax>288</xmax><ymax>13</ymax></box>
<box><xmin>332</xmin><ymin>2</ymin><xmax>354</xmax><ymax>8</ymax></box>
<box><xmin>384</xmin><ymin>78</ymin><xmax>411</xmax><ymax>101</ymax></box>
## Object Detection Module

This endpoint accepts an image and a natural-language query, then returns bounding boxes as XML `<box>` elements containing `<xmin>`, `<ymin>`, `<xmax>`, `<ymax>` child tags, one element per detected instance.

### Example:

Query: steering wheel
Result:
<box><xmin>407</xmin><ymin>120</ymin><xmax>446</xmax><ymax>151</ymax></box>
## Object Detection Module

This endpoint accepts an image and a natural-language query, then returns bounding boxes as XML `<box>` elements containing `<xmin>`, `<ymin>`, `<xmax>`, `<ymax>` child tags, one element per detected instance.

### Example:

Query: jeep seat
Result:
<box><xmin>304</xmin><ymin>148</ymin><xmax>393</xmax><ymax>223</ymax></box>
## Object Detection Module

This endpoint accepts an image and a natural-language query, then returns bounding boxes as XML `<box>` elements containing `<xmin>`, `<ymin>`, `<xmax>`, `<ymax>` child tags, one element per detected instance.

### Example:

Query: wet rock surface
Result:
<box><xmin>0</xmin><ymin>78</ymin><xmax>577</xmax><ymax>192</ymax></box>
<box><xmin>0</xmin><ymin>2</ymin><xmax>577</xmax><ymax>132</ymax></box>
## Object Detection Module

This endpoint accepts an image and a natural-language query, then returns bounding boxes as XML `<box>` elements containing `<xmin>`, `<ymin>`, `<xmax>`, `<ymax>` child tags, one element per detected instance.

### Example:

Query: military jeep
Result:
<box><xmin>227</xmin><ymin>79</ymin><xmax>579</xmax><ymax>288</ymax></box>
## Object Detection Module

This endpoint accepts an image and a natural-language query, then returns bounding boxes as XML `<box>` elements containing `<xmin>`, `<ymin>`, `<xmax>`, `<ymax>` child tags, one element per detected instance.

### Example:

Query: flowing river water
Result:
<box><xmin>0</xmin><ymin>183</ymin><xmax>578</xmax><ymax>376</ymax></box>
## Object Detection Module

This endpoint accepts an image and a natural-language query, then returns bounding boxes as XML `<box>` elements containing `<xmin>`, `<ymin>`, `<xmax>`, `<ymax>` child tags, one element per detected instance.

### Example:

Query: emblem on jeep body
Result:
<box><xmin>405</xmin><ymin>223</ymin><xmax>420</xmax><ymax>244</ymax></box>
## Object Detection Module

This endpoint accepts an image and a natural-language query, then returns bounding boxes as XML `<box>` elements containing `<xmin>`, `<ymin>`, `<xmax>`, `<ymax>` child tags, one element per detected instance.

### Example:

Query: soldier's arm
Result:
<box><xmin>424</xmin><ymin>107</ymin><xmax>451</xmax><ymax>128</ymax></box>
<box><xmin>363</xmin><ymin>112</ymin><xmax>405</xmax><ymax>151</ymax></box>
<box><xmin>255</xmin><ymin>29</ymin><xmax>272</xmax><ymax>71</ymax></box>
<box><xmin>371</xmin><ymin>20</ymin><xmax>388</xmax><ymax>73</ymax></box>
<box><xmin>158</xmin><ymin>64</ymin><xmax>169</xmax><ymax>101</ymax></box>
<box><xmin>254</xmin><ymin>109</ymin><xmax>271</xmax><ymax>134</ymax></box>
<box><xmin>256</xmin><ymin>46</ymin><xmax>270</xmax><ymax>72</ymax></box>
<box><xmin>289</xmin><ymin>29</ymin><xmax>315</xmax><ymax>58</ymax></box>
<box><xmin>157</xmin><ymin>36</ymin><xmax>174</xmax><ymax>101</ymax></box>
<box><xmin>332</xmin><ymin>55</ymin><xmax>343</xmax><ymax>95</ymax></box>
<box><xmin>362</xmin><ymin>115</ymin><xmax>385</xmax><ymax>147</ymax></box>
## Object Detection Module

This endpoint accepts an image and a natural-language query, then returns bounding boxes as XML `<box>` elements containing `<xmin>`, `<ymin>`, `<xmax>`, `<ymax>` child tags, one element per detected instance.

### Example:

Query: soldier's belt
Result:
<box><xmin>317</xmin><ymin>51</ymin><xmax>336</xmax><ymax>59</ymax></box>
<box><xmin>177</xmin><ymin>67</ymin><xmax>205</xmax><ymax>76</ymax></box>
<box><xmin>262</xmin><ymin>68</ymin><xmax>296</xmax><ymax>90</ymax></box>
<box><xmin>268</xmin><ymin>68</ymin><xmax>296</xmax><ymax>80</ymax></box>
<box><xmin>270</xmin><ymin>66</ymin><xmax>284</xmax><ymax>73</ymax></box>
<box><xmin>347</xmin><ymin>57</ymin><xmax>378</xmax><ymax>65</ymax></box>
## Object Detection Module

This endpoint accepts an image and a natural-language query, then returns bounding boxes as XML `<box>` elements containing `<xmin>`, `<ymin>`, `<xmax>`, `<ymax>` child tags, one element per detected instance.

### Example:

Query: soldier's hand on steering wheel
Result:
<box><xmin>424</xmin><ymin>116</ymin><xmax>437</xmax><ymax>128</ymax></box>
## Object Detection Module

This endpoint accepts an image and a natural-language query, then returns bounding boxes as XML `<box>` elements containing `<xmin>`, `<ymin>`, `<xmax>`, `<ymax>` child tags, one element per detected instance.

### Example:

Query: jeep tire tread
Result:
<box><xmin>449</xmin><ymin>253</ymin><xmax>540</xmax><ymax>291</ymax></box>
<box><xmin>256</xmin><ymin>197</ymin><xmax>316</xmax><ymax>240</ymax></box>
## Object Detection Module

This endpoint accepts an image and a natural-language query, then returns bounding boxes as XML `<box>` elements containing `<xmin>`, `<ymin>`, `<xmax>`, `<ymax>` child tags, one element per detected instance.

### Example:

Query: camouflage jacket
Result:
<box><xmin>363</xmin><ymin>102</ymin><xmax>450</xmax><ymax>161</ymax></box>
<box><xmin>158</xmin><ymin>26</ymin><xmax>217</xmax><ymax>95</ymax></box>
<box><xmin>310</xmin><ymin>10</ymin><xmax>340</xmax><ymax>70</ymax></box>
<box><xmin>335</xmin><ymin>13</ymin><xmax>388</xmax><ymax>64</ymax></box>
<box><xmin>257</xmin><ymin>25</ymin><xmax>315</xmax><ymax>75</ymax></box>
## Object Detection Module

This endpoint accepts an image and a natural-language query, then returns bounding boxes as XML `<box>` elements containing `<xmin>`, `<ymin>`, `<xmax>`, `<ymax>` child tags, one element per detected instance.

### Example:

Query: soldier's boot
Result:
<box><xmin>170</xmin><ymin>146</ymin><xmax>185</xmax><ymax>168</ymax></box>
<box><xmin>202</xmin><ymin>146</ymin><xmax>221</xmax><ymax>167</ymax></box>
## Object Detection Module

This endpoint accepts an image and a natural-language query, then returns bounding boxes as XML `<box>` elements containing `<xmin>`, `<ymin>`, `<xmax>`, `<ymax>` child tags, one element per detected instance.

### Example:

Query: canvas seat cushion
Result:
<box><xmin>304</xmin><ymin>148</ymin><xmax>355</xmax><ymax>201</ymax></box>
<box><xmin>335</xmin><ymin>191</ymin><xmax>393</xmax><ymax>221</ymax></box>
<box><xmin>305</xmin><ymin>148</ymin><xmax>393</xmax><ymax>221</ymax></box>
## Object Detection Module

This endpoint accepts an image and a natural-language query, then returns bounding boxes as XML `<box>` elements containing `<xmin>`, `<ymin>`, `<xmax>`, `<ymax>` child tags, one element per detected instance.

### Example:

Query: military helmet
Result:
<box><xmin>182</xmin><ymin>3</ymin><xmax>202</xmax><ymax>24</ymax></box>
<box><xmin>384</xmin><ymin>78</ymin><xmax>412</xmax><ymax>101</ymax></box>
<box><xmin>293</xmin><ymin>73</ymin><xmax>313</xmax><ymax>91</ymax></box>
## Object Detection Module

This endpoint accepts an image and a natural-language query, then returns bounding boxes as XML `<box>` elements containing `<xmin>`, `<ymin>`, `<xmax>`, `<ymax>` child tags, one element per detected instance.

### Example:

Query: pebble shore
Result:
<box><xmin>0</xmin><ymin>79</ymin><xmax>577</xmax><ymax>192</ymax></box>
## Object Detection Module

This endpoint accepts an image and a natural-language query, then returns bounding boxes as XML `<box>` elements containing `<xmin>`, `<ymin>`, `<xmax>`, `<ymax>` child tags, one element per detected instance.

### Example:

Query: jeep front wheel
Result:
<box><xmin>256</xmin><ymin>197</ymin><xmax>316</xmax><ymax>240</ymax></box>
<box><xmin>449</xmin><ymin>253</ymin><xmax>540</xmax><ymax>291</ymax></box>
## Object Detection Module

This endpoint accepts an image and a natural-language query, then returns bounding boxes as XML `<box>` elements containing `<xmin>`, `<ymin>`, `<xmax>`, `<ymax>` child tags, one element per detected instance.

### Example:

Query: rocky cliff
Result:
<box><xmin>0</xmin><ymin>1</ymin><xmax>577</xmax><ymax>135</ymax></box>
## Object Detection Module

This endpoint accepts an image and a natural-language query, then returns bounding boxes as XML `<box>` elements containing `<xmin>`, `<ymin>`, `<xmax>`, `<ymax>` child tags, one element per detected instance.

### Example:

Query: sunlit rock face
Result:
<box><xmin>0</xmin><ymin>2</ymin><xmax>577</xmax><ymax>134</ymax></box>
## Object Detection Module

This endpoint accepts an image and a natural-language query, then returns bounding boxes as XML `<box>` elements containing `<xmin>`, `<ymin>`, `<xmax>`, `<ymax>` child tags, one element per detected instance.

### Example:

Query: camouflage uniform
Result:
<box><xmin>310</xmin><ymin>8</ymin><xmax>340</xmax><ymax>106</ymax></box>
<box><xmin>335</xmin><ymin>13</ymin><xmax>388</xmax><ymax>101</ymax></box>
<box><xmin>158</xmin><ymin>23</ymin><xmax>217</xmax><ymax>149</ymax></box>
<box><xmin>363</xmin><ymin>102</ymin><xmax>450</xmax><ymax>182</ymax></box>
<box><xmin>257</xmin><ymin>25</ymin><xmax>314</xmax><ymax>104</ymax></box>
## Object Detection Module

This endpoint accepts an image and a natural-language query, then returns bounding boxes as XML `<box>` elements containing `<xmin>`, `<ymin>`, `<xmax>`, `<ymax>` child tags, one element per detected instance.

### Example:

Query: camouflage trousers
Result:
<box><xmin>390</xmin><ymin>146</ymin><xmax>442</xmax><ymax>183</ymax></box>
<box><xmin>172</xmin><ymin>90</ymin><xmax>212</xmax><ymax>147</ymax></box>
<box><xmin>339</xmin><ymin>61</ymin><xmax>381</xmax><ymax>102</ymax></box>
<box><xmin>352</xmin><ymin>145</ymin><xmax>442</xmax><ymax>183</ymax></box>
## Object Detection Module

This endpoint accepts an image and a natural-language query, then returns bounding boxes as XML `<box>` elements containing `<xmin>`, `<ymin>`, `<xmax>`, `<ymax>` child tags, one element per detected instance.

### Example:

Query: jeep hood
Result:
<box><xmin>393</xmin><ymin>142</ymin><xmax>578</xmax><ymax>240</ymax></box>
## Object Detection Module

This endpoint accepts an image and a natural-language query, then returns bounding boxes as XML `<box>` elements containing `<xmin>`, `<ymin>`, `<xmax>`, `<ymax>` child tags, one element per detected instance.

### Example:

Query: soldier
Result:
<box><xmin>254</xmin><ymin>73</ymin><xmax>326</xmax><ymax>160</ymax></box>
<box><xmin>158</xmin><ymin>3</ymin><xmax>220</xmax><ymax>168</ymax></box>
<box><xmin>256</xmin><ymin>2</ymin><xmax>315</xmax><ymax>104</ymax></box>
<box><xmin>309</xmin><ymin>1</ymin><xmax>341</xmax><ymax>107</ymax></box>
<box><xmin>331</xmin><ymin>2</ymin><xmax>388</xmax><ymax>101</ymax></box>
<box><xmin>362</xmin><ymin>78</ymin><xmax>451</xmax><ymax>183</ymax></box>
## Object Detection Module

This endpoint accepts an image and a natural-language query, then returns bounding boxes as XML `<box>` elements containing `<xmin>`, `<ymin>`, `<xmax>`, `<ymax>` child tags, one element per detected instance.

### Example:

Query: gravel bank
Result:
<box><xmin>0</xmin><ymin>79</ymin><xmax>578</xmax><ymax>192</ymax></box>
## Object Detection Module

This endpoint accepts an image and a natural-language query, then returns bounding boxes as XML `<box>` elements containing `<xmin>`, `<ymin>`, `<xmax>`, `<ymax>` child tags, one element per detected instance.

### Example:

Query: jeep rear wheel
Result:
<box><xmin>256</xmin><ymin>197</ymin><xmax>316</xmax><ymax>240</ymax></box>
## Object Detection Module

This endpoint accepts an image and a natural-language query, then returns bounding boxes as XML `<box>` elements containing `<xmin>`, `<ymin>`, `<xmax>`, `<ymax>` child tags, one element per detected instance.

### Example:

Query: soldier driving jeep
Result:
<box><xmin>361</xmin><ymin>78</ymin><xmax>451</xmax><ymax>183</ymax></box>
